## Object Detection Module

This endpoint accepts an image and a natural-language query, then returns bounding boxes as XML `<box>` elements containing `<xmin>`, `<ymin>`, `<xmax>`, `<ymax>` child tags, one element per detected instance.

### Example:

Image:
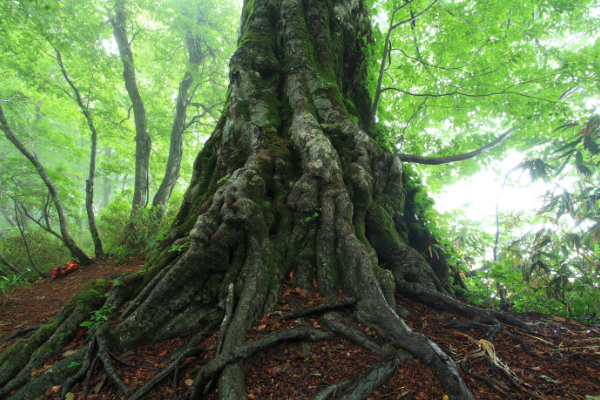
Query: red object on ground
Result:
<box><xmin>51</xmin><ymin>261</ymin><xmax>80</xmax><ymax>281</ymax></box>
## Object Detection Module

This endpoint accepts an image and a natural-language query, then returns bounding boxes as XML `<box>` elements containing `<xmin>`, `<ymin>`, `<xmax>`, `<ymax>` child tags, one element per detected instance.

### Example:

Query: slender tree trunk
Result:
<box><xmin>102</xmin><ymin>148</ymin><xmax>113</xmax><ymax>209</ymax></box>
<box><xmin>12</xmin><ymin>202</ymin><xmax>46</xmax><ymax>278</ymax></box>
<box><xmin>110</xmin><ymin>0</ymin><xmax>151</xmax><ymax>217</ymax></box>
<box><xmin>56</xmin><ymin>50</ymin><xmax>104</xmax><ymax>259</ymax></box>
<box><xmin>0</xmin><ymin>250</ymin><xmax>29</xmax><ymax>281</ymax></box>
<box><xmin>151</xmin><ymin>32</ymin><xmax>205</xmax><ymax>220</ymax></box>
<box><xmin>0</xmin><ymin>105</ymin><xmax>93</xmax><ymax>266</ymax></box>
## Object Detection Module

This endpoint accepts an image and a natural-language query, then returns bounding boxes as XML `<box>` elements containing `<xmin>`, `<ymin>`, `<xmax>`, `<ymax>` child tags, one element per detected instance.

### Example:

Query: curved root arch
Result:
<box><xmin>0</xmin><ymin>0</ymin><xmax>529</xmax><ymax>399</ymax></box>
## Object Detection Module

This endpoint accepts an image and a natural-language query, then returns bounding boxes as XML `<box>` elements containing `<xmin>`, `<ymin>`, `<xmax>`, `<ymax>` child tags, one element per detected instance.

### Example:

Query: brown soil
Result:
<box><xmin>1</xmin><ymin>258</ymin><xmax>599</xmax><ymax>400</ymax></box>
<box><xmin>0</xmin><ymin>257</ymin><xmax>144</xmax><ymax>352</ymax></box>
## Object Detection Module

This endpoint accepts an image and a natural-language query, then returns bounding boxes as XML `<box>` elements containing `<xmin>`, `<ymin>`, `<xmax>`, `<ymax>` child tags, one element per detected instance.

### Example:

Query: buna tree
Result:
<box><xmin>2</xmin><ymin>0</ymin><xmax>540</xmax><ymax>399</ymax></box>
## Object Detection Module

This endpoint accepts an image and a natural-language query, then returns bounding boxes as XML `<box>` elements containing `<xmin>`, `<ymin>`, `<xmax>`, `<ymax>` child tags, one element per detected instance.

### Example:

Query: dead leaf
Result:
<box><xmin>185</xmin><ymin>379</ymin><xmax>194</xmax><ymax>387</ymax></box>
<box><xmin>62</xmin><ymin>350</ymin><xmax>77</xmax><ymax>358</ymax></box>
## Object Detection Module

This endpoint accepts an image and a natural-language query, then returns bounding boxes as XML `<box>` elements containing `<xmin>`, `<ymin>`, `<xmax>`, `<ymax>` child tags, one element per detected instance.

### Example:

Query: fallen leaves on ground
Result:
<box><xmin>1</xmin><ymin>258</ymin><xmax>598</xmax><ymax>400</ymax></box>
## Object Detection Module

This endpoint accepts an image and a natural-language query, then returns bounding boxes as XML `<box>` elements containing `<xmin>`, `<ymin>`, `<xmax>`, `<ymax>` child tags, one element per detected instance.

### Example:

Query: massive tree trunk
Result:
<box><xmin>0</xmin><ymin>1</ymin><xmax>530</xmax><ymax>399</ymax></box>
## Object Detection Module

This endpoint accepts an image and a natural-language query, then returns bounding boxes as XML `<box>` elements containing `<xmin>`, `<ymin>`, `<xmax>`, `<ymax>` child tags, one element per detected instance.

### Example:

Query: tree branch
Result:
<box><xmin>398</xmin><ymin>128</ymin><xmax>516</xmax><ymax>165</ymax></box>
<box><xmin>183</xmin><ymin>101</ymin><xmax>224</xmax><ymax>132</ymax></box>
<box><xmin>18</xmin><ymin>201</ymin><xmax>64</xmax><ymax>242</ymax></box>
<box><xmin>380</xmin><ymin>86</ymin><xmax>558</xmax><ymax>103</ymax></box>
<box><xmin>390</xmin><ymin>0</ymin><xmax>438</xmax><ymax>31</ymax></box>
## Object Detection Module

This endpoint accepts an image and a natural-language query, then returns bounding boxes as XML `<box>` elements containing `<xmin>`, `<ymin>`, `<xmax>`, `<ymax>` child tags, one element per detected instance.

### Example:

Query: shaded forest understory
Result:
<box><xmin>1</xmin><ymin>260</ymin><xmax>598</xmax><ymax>400</ymax></box>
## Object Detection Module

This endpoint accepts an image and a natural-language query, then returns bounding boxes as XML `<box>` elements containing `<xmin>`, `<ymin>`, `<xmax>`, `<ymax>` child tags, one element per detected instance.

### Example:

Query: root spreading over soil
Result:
<box><xmin>1</xmin><ymin>260</ymin><xmax>599</xmax><ymax>399</ymax></box>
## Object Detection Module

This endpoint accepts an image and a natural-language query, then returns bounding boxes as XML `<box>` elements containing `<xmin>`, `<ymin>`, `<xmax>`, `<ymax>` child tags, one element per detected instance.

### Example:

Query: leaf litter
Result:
<box><xmin>0</xmin><ymin>258</ymin><xmax>598</xmax><ymax>399</ymax></box>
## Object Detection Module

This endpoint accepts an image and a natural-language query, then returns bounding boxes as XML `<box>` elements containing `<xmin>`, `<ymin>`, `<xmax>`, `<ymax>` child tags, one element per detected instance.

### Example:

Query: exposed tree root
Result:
<box><xmin>160</xmin><ymin>321</ymin><xmax>219</xmax><ymax>366</ymax></box>
<box><xmin>396</xmin><ymin>279</ymin><xmax>532</xmax><ymax>331</ymax></box>
<box><xmin>59</xmin><ymin>340</ymin><xmax>95</xmax><ymax>400</ymax></box>
<box><xmin>190</xmin><ymin>327</ymin><xmax>335</xmax><ymax>399</ymax></box>
<box><xmin>108</xmin><ymin>351</ymin><xmax>161</xmax><ymax>371</ymax></box>
<box><xmin>280</xmin><ymin>298</ymin><xmax>358</xmax><ymax>321</ymax></box>
<box><xmin>309</xmin><ymin>380</ymin><xmax>351</xmax><ymax>400</ymax></box>
<box><xmin>98</xmin><ymin>327</ymin><xmax>129</xmax><ymax>395</ymax></box>
<box><xmin>445</xmin><ymin>320</ymin><xmax>533</xmax><ymax>354</ymax></box>
<box><xmin>322</xmin><ymin>312</ymin><xmax>383</xmax><ymax>355</ymax></box>
<box><xmin>331</xmin><ymin>356</ymin><xmax>400</xmax><ymax>400</ymax></box>
<box><xmin>173</xmin><ymin>365</ymin><xmax>181</xmax><ymax>400</ymax></box>
<box><xmin>460</xmin><ymin>358</ymin><xmax>516</xmax><ymax>400</ymax></box>
<box><xmin>0</xmin><ymin>324</ymin><xmax>43</xmax><ymax>343</ymax></box>
<box><xmin>81</xmin><ymin>355</ymin><xmax>100</xmax><ymax>400</ymax></box>
<box><xmin>128</xmin><ymin>347</ymin><xmax>205</xmax><ymax>400</ymax></box>
<box><xmin>0</xmin><ymin>279</ymin><xmax>110</xmax><ymax>399</ymax></box>
<box><xmin>0</xmin><ymin>1</ymin><xmax>538</xmax><ymax>399</ymax></box>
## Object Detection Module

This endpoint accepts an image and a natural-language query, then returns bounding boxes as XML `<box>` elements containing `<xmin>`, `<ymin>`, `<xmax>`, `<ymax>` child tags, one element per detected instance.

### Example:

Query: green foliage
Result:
<box><xmin>0</xmin><ymin>273</ymin><xmax>29</xmax><ymax>295</ymax></box>
<box><xmin>79</xmin><ymin>303</ymin><xmax>117</xmax><ymax>330</ymax></box>
<box><xmin>305</xmin><ymin>208</ymin><xmax>322</xmax><ymax>222</ymax></box>
<box><xmin>368</xmin><ymin>0</ymin><xmax>599</xmax><ymax>190</ymax></box>
<box><xmin>442</xmin><ymin>116</ymin><xmax>600</xmax><ymax>322</ymax></box>
<box><xmin>218</xmin><ymin>174</ymin><xmax>231</xmax><ymax>184</ymax></box>
<box><xmin>98</xmin><ymin>199</ymin><xmax>171</xmax><ymax>263</ymax></box>
<box><xmin>169</xmin><ymin>242</ymin><xmax>190</xmax><ymax>253</ymax></box>
<box><xmin>0</xmin><ymin>229</ymin><xmax>72</xmax><ymax>288</ymax></box>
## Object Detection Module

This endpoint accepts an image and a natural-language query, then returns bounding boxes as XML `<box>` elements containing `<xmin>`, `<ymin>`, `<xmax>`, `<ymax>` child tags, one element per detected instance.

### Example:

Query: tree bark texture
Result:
<box><xmin>0</xmin><ymin>105</ymin><xmax>93</xmax><ymax>266</ymax></box>
<box><xmin>0</xmin><ymin>1</ymin><xmax>528</xmax><ymax>399</ymax></box>
<box><xmin>151</xmin><ymin>31</ymin><xmax>206</xmax><ymax>219</ymax></box>
<box><xmin>111</xmin><ymin>0</ymin><xmax>152</xmax><ymax>217</ymax></box>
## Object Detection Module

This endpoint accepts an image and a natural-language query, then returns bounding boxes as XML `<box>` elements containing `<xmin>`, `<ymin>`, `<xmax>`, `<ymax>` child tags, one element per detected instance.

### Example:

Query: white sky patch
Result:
<box><xmin>433</xmin><ymin>152</ymin><xmax>549</xmax><ymax>222</ymax></box>
<box><xmin>102</xmin><ymin>38</ymin><xmax>119</xmax><ymax>55</ymax></box>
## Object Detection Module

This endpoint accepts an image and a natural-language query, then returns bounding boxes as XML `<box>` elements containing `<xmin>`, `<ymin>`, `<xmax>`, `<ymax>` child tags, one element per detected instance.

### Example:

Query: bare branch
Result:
<box><xmin>380</xmin><ymin>86</ymin><xmax>558</xmax><ymax>103</ymax></box>
<box><xmin>398</xmin><ymin>128</ymin><xmax>517</xmax><ymax>165</ymax></box>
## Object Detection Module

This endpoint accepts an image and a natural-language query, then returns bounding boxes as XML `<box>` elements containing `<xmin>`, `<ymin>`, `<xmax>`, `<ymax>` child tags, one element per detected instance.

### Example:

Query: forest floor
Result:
<box><xmin>0</xmin><ymin>258</ymin><xmax>599</xmax><ymax>400</ymax></box>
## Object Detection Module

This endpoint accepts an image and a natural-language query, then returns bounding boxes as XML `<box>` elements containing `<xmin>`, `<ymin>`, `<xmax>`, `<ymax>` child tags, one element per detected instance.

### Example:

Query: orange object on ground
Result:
<box><xmin>50</xmin><ymin>261</ymin><xmax>80</xmax><ymax>281</ymax></box>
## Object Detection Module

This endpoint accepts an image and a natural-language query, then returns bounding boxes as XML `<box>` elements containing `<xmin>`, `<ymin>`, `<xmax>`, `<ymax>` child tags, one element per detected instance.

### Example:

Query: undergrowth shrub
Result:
<box><xmin>98</xmin><ymin>194</ymin><xmax>179</xmax><ymax>263</ymax></box>
<box><xmin>0</xmin><ymin>229</ymin><xmax>71</xmax><ymax>293</ymax></box>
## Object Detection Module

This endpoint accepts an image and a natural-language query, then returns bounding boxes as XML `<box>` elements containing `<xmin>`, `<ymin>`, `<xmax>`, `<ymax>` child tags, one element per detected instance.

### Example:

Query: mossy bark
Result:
<box><xmin>0</xmin><ymin>1</ymin><xmax>516</xmax><ymax>399</ymax></box>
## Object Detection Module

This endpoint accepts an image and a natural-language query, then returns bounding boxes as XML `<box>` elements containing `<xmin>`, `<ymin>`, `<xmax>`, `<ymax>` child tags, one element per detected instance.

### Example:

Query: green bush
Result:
<box><xmin>98</xmin><ymin>197</ymin><xmax>175</xmax><ymax>263</ymax></box>
<box><xmin>0</xmin><ymin>228</ymin><xmax>71</xmax><ymax>293</ymax></box>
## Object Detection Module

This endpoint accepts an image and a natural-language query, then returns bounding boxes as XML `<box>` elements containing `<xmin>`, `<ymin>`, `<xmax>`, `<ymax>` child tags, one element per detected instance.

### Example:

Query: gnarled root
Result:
<box><xmin>0</xmin><ymin>324</ymin><xmax>43</xmax><ymax>343</ymax></box>
<box><xmin>191</xmin><ymin>327</ymin><xmax>335</xmax><ymax>398</ymax></box>
<box><xmin>396</xmin><ymin>278</ymin><xmax>532</xmax><ymax>332</ymax></box>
